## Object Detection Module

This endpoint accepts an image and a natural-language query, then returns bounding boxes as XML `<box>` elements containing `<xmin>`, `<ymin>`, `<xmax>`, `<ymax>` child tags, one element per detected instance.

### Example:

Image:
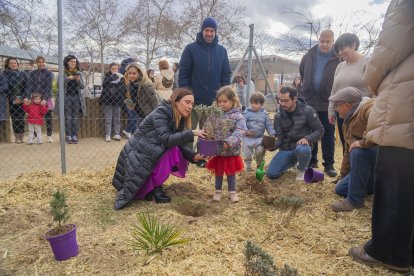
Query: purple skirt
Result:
<box><xmin>134</xmin><ymin>146</ymin><xmax>188</xmax><ymax>199</ymax></box>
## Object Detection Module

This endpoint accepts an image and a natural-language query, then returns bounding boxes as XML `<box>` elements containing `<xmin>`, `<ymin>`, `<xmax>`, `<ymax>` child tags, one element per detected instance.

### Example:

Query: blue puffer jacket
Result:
<box><xmin>242</xmin><ymin>107</ymin><xmax>275</xmax><ymax>138</ymax></box>
<box><xmin>179</xmin><ymin>32</ymin><xmax>231</xmax><ymax>106</ymax></box>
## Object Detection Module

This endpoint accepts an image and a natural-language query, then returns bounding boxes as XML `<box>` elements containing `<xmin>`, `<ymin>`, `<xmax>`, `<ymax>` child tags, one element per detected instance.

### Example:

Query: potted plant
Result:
<box><xmin>194</xmin><ymin>105</ymin><xmax>233</xmax><ymax>156</ymax></box>
<box><xmin>45</xmin><ymin>190</ymin><xmax>79</xmax><ymax>261</ymax></box>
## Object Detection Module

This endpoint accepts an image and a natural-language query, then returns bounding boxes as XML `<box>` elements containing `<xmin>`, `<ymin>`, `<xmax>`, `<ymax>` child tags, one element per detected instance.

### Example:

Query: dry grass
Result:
<box><xmin>0</xmin><ymin>149</ymin><xmax>402</xmax><ymax>276</ymax></box>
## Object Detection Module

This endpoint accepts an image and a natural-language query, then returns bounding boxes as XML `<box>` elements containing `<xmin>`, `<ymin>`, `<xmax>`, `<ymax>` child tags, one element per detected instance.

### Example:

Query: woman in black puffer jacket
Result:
<box><xmin>112</xmin><ymin>88</ymin><xmax>207</xmax><ymax>210</ymax></box>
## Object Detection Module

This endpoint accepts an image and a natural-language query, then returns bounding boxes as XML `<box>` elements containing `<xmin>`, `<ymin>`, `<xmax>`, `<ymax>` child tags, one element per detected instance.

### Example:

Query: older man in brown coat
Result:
<box><xmin>348</xmin><ymin>0</ymin><xmax>414</xmax><ymax>273</ymax></box>
<box><xmin>328</xmin><ymin>87</ymin><xmax>376</xmax><ymax>212</ymax></box>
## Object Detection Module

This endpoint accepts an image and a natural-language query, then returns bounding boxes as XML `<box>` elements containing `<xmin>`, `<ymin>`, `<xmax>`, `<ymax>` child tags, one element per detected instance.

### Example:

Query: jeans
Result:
<box><xmin>9</xmin><ymin>102</ymin><xmax>25</xmax><ymax>134</ymax></box>
<box><xmin>125</xmin><ymin>108</ymin><xmax>138</xmax><ymax>134</ymax></box>
<box><xmin>267</xmin><ymin>144</ymin><xmax>311</xmax><ymax>179</ymax></box>
<box><xmin>45</xmin><ymin>110</ymin><xmax>53</xmax><ymax>136</ymax></box>
<box><xmin>64</xmin><ymin>95</ymin><xmax>81</xmax><ymax>137</ymax></box>
<box><xmin>311</xmin><ymin>111</ymin><xmax>335</xmax><ymax>168</ymax></box>
<box><xmin>335</xmin><ymin>147</ymin><xmax>377</xmax><ymax>205</ymax></box>
<box><xmin>103</xmin><ymin>105</ymin><xmax>121</xmax><ymax>136</ymax></box>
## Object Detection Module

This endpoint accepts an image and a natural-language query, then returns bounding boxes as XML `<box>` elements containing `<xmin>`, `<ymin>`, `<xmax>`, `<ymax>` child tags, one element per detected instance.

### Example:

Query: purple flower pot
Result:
<box><xmin>45</xmin><ymin>224</ymin><xmax>78</xmax><ymax>261</ymax></box>
<box><xmin>197</xmin><ymin>138</ymin><xmax>219</xmax><ymax>157</ymax></box>
<box><xmin>304</xmin><ymin>168</ymin><xmax>324</xmax><ymax>183</ymax></box>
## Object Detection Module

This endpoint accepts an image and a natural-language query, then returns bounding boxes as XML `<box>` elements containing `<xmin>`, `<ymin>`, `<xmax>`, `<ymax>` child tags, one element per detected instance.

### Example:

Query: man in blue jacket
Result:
<box><xmin>179</xmin><ymin>16</ymin><xmax>232</xmax><ymax>130</ymax></box>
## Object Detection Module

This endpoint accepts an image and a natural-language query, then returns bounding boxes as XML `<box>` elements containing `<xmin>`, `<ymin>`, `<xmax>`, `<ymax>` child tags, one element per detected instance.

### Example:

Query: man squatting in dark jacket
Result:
<box><xmin>266</xmin><ymin>86</ymin><xmax>324</xmax><ymax>181</ymax></box>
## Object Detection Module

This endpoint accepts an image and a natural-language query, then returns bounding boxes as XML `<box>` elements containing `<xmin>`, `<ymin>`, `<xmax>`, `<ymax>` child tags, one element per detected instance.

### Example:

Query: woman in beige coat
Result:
<box><xmin>154</xmin><ymin>59</ymin><xmax>174</xmax><ymax>101</ymax></box>
<box><xmin>348</xmin><ymin>0</ymin><xmax>414</xmax><ymax>273</ymax></box>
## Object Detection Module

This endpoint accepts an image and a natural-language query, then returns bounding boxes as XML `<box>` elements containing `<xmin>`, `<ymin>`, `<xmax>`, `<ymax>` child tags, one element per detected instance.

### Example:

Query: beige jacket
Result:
<box><xmin>154</xmin><ymin>69</ymin><xmax>174</xmax><ymax>101</ymax></box>
<box><xmin>363</xmin><ymin>0</ymin><xmax>414</xmax><ymax>149</ymax></box>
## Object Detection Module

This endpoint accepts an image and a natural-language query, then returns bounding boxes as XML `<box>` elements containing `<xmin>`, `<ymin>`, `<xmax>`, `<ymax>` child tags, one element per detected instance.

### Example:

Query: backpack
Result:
<box><xmin>162</xmin><ymin>76</ymin><xmax>173</xmax><ymax>88</ymax></box>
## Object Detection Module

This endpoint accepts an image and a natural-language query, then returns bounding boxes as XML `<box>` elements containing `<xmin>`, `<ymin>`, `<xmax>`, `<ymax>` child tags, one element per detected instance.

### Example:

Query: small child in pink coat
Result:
<box><xmin>22</xmin><ymin>93</ymin><xmax>48</xmax><ymax>144</ymax></box>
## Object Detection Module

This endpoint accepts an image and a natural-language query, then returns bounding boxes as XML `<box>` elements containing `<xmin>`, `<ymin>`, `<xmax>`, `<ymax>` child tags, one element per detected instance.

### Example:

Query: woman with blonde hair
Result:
<box><xmin>153</xmin><ymin>58</ymin><xmax>174</xmax><ymax>100</ymax></box>
<box><xmin>122</xmin><ymin>63</ymin><xmax>159</xmax><ymax>137</ymax></box>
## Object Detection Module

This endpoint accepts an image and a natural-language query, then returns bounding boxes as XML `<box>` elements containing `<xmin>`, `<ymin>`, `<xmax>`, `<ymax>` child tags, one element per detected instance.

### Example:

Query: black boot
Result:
<box><xmin>152</xmin><ymin>187</ymin><xmax>171</xmax><ymax>203</ymax></box>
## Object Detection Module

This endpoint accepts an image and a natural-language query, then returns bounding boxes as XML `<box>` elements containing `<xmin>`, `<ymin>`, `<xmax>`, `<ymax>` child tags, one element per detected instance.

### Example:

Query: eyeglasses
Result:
<box><xmin>277</xmin><ymin>99</ymin><xmax>292</xmax><ymax>104</ymax></box>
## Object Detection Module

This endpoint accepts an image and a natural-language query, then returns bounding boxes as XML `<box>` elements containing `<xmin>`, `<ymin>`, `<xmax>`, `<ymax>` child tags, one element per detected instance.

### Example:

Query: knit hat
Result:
<box><xmin>201</xmin><ymin>17</ymin><xmax>217</xmax><ymax>32</ymax></box>
<box><xmin>329</xmin><ymin>87</ymin><xmax>363</xmax><ymax>104</ymax></box>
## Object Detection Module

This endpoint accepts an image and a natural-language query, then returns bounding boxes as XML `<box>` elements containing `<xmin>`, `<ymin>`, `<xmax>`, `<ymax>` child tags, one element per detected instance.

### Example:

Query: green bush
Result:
<box><xmin>131</xmin><ymin>213</ymin><xmax>189</xmax><ymax>255</ymax></box>
<box><xmin>50</xmin><ymin>190</ymin><xmax>70</xmax><ymax>231</ymax></box>
<box><xmin>245</xmin><ymin>240</ymin><xmax>277</xmax><ymax>276</ymax></box>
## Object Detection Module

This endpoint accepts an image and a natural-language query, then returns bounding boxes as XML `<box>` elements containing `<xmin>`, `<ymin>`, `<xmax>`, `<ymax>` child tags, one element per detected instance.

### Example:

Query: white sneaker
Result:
<box><xmin>27</xmin><ymin>140</ymin><xmax>33</xmax><ymax>145</ymax></box>
<box><xmin>113</xmin><ymin>135</ymin><xmax>121</xmax><ymax>141</ymax></box>
<box><xmin>122</xmin><ymin>130</ymin><xmax>131</xmax><ymax>139</ymax></box>
<box><xmin>213</xmin><ymin>190</ymin><xmax>222</xmax><ymax>201</ymax></box>
<box><xmin>47</xmin><ymin>136</ymin><xmax>53</xmax><ymax>143</ymax></box>
<box><xmin>229</xmin><ymin>191</ymin><xmax>239</xmax><ymax>203</ymax></box>
<box><xmin>295</xmin><ymin>170</ymin><xmax>305</xmax><ymax>181</ymax></box>
<box><xmin>105</xmin><ymin>135</ymin><xmax>111</xmax><ymax>142</ymax></box>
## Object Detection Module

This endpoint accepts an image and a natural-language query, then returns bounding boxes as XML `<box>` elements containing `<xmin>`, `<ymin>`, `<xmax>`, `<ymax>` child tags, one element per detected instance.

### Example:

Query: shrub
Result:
<box><xmin>131</xmin><ymin>213</ymin><xmax>189</xmax><ymax>255</ymax></box>
<box><xmin>50</xmin><ymin>190</ymin><xmax>70</xmax><ymax>231</ymax></box>
<box><xmin>244</xmin><ymin>241</ymin><xmax>299</xmax><ymax>276</ymax></box>
<box><xmin>245</xmin><ymin>240</ymin><xmax>277</xmax><ymax>276</ymax></box>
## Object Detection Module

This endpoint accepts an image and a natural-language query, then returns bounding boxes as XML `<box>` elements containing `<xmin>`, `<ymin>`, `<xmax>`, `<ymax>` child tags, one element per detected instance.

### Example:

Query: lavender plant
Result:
<box><xmin>194</xmin><ymin>105</ymin><xmax>232</xmax><ymax>140</ymax></box>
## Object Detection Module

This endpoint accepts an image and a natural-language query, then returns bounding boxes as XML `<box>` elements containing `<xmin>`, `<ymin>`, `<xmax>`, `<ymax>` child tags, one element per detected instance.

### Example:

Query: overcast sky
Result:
<box><xmin>240</xmin><ymin>0</ymin><xmax>391</xmax><ymax>38</ymax></box>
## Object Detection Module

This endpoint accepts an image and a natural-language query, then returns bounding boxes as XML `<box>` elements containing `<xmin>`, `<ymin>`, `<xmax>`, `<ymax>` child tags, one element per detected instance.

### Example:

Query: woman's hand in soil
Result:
<box><xmin>193</xmin><ymin>154</ymin><xmax>212</xmax><ymax>162</ymax></box>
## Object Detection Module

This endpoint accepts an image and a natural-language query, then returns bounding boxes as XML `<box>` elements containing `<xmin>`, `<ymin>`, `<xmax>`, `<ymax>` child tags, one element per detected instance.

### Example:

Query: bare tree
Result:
<box><xmin>0</xmin><ymin>0</ymin><xmax>57</xmax><ymax>55</ymax></box>
<box><xmin>123</xmin><ymin>0</ymin><xmax>175</xmax><ymax>69</ymax></box>
<box><xmin>66</xmin><ymin>0</ymin><xmax>127</xmax><ymax>81</ymax></box>
<box><xmin>176</xmin><ymin>0</ymin><xmax>247</xmax><ymax>57</ymax></box>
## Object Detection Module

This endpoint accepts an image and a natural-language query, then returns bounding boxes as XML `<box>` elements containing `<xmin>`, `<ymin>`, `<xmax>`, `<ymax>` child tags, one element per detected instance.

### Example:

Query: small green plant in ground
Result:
<box><xmin>48</xmin><ymin>190</ymin><xmax>70</xmax><ymax>235</ymax></box>
<box><xmin>271</xmin><ymin>196</ymin><xmax>303</xmax><ymax>226</ymax></box>
<box><xmin>131</xmin><ymin>212</ymin><xmax>189</xmax><ymax>255</ymax></box>
<box><xmin>244</xmin><ymin>240</ymin><xmax>299</xmax><ymax>276</ymax></box>
<box><xmin>245</xmin><ymin>240</ymin><xmax>277</xmax><ymax>276</ymax></box>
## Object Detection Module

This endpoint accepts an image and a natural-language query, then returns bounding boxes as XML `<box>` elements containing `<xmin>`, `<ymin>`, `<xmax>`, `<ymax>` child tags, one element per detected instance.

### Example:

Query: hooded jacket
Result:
<box><xmin>363</xmin><ymin>0</ymin><xmax>414</xmax><ymax>149</ymax></box>
<box><xmin>112</xmin><ymin>100</ymin><xmax>196</xmax><ymax>210</ymax></box>
<box><xmin>274</xmin><ymin>98</ymin><xmax>324</xmax><ymax>151</ymax></box>
<box><xmin>179</xmin><ymin>32</ymin><xmax>232</xmax><ymax>105</ymax></box>
<box><xmin>154</xmin><ymin>69</ymin><xmax>174</xmax><ymax>100</ymax></box>
<box><xmin>299</xmin><ymin>45</ymin><xmax>340</xmax><ymax>111</ymax></box>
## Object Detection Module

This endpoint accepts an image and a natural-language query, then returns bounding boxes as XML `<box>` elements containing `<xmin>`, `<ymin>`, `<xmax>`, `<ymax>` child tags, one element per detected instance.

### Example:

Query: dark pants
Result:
<box><xmin>45</xmin><ymin>110</ymin><xmax>53</xmax><ymax>136</ymax></box>
<box><xmin>64</xmin><ymin>95</ymin><xmax>81</xmax><ymax>137</ymax></box>
<box><xmin>311</xmin><ymin>111</ymin><xmax>335</xmax><ymax>168</ymax></box>
<box><xmin>364</xmin><ymin>146</ymin><xmax>414</xmax><ymax>268</ymax></box>
<box><xmin>9</xmin><ymin>102</ymin><xmax>25</xmax><ymax>134</ymax></box>
<box><xmin>336</xmin><ymin>113</ymin><xmax>345</xmax><ymax>152</ymax></box>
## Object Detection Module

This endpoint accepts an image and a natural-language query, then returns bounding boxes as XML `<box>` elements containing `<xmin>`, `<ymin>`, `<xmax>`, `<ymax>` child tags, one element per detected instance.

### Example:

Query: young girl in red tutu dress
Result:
<box><xmin>206</xmin><ymin>85</ymin><xmax>247</xmax><ymax>202</ymax></box>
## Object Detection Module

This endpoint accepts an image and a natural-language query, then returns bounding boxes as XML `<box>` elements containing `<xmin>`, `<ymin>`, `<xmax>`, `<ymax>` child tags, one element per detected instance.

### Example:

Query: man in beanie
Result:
<box><xmin>179</xmin><ymin>16</ymin><xmax>232</xmax><ymax>131</ymax></box>
<box><xmin>328</xmin><ymin>87</ymin><xmax>377</xmax><ymax>212</ymax></box>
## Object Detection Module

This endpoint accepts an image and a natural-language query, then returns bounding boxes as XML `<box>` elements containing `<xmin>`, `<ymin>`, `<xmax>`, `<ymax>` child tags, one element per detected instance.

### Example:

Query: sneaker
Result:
<box><xmin>113</xmin><ymin>135</ymin><xmax>121</xmax><ymax>141</ymax></box>
<box><xmin>105</xmin><ymin>135</ymin><xmax>111</xmax><ymax>142</ymax></box>
<box><xmin>122</xmin><ymin>130</ymin><xmax>131</xmax><ymax>139</ymax></box>
<box><xmin>47</xmin><ymin>136</ymin><xmax>53</xmax><ymax>143</ymax></box>
<box><xmin>72</xmin><ymin>136</ymin><xmax>78</xmax><ymax>144</ymax></box>
<box><xmin>295</xmin><ymin>170</ymin><xmax>305</xmax><ymax>181</ymax></box>
<box><xmin>229</xmin><ymin>191</ymin><xmax>239</xmax><ymax>203</ymax></box>
<box><xmin>27</xmin><ymin>140</ymin><xmax>33</xmax><ymax>145</ymax></box>
<box><xmin>245</xmin><ymin>165</ymin><xmax>253</xmax><ymax>172</ymax></box>
<box><xmin>331</xmin><ymin>199</ymin><xmax>364</xmax><ymax>212</ymax></box>
<box><xmin>213</xmin><ymin>190</ymin><xmax>222</xmax><ymax>202</ymax></box>
<box><xmin>66</xmin><ymin>136</ymin><xmax>73</xmax><ymax>144</ymax></box>
<box><xmin>324</xmin><ymin>167</ymin><xmax>338</xmax><ymax>177</ymax></box>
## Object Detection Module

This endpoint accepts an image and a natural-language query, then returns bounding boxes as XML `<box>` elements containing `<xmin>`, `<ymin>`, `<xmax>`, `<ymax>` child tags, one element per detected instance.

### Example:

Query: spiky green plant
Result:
<box><xmin>245</xmin><ymin>240</ymin><xmax>277</xmax><ymax>276</ymax></box>
<box><xmin>50</xmin><ymin>190</ymin><xmax>70</xmax><ymax>231</ymax></box>
<box><xmin>131</xmin><ymin>213</ymin><xmax>189</xmax><ymax>255</ymax></box>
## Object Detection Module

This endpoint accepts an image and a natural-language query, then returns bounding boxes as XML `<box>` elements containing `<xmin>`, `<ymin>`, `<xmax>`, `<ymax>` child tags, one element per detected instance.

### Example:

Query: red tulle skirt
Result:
<box><xmin>206</xmin><ymin>156</ymin><xmax>244</xmax><ymax>176</ymax></box>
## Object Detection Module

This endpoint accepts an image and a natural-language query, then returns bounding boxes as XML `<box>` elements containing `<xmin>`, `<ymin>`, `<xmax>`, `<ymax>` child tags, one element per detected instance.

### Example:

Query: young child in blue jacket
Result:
<box><xmin>242</xmin><ymin>92</ymin><xmax>276</xmax><ymax>171</ymax></box>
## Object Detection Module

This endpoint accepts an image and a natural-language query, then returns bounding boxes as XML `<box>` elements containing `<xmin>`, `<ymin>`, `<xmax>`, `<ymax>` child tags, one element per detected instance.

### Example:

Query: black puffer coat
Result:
<box><xmin>274</xmin><ymin>98</ymin><xmax>324</xmax><ymax>151</ymax></box>
<box><xmin>112</xmin><ymin>100</ymin><xmax>196</xmax><ymax>210</ymax></box>
<box><xmin>99</xmin><ymin>73</ymin><xmax>126</xmax><ymax>106</ymax></box>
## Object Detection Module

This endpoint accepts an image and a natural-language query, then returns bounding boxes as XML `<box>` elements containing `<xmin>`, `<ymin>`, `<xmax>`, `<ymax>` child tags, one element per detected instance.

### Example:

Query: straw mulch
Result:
<box><xmin>0</xmin><ymin>153</ymin><xmax>401</xmax><ymax>275</ymax></box>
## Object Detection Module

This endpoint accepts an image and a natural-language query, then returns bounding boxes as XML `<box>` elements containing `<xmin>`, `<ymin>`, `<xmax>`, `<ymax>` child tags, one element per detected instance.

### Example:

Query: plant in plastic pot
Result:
<box><xmin>45</xmin><ymin>190</ymin><xmax>79</xmax><ymax>261</ymax></box>
<box><xmin>194</xmin><ymin>105</ymin><xmax>233</xmax><ymax>156</ymax></box>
